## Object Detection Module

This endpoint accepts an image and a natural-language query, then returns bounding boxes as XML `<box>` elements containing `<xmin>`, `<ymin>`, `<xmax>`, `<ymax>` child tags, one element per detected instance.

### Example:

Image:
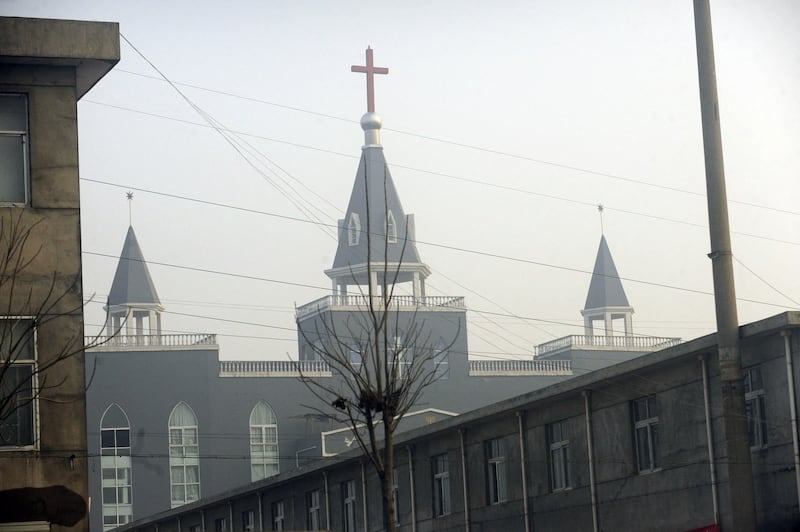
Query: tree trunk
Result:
<box><xmin>381</xmin><ymin>420</ymin><xmax>397</xmax><ymax>532</ymax></box>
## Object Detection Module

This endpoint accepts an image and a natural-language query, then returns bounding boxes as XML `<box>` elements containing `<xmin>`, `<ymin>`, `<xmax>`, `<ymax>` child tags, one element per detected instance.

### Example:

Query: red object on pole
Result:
<box><xmin>351</xmin><ymin>47</ymin><xmax>389</xmax><ymax>113</ymax></box>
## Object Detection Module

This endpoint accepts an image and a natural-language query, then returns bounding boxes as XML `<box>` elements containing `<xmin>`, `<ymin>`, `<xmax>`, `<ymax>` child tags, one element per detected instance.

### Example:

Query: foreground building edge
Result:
<box><xmin>115</xmin><ymin>312</ymin><xmax>800</xmax><ymax>532</ymax></box>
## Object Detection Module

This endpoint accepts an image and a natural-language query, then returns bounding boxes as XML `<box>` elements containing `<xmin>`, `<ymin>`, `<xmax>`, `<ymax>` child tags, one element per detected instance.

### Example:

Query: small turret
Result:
<box><xmin>581</xmin><ymin>235</ymin><xmax>634</xmax><ymax>336</ymax></box>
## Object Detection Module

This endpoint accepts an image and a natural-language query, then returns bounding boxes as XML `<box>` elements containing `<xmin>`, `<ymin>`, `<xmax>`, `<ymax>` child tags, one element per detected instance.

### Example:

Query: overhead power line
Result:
<box><xmin>108</xmin><ymin>67</ymin><xmax>800</xmax><ymax>218</ymax></box>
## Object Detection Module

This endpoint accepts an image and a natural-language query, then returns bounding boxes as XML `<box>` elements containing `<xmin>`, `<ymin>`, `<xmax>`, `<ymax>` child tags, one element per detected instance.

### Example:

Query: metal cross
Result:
<box><xmin>351</xmin><ymin>47</ymin><xmax>388</xmax><ymax>113</ymax></box>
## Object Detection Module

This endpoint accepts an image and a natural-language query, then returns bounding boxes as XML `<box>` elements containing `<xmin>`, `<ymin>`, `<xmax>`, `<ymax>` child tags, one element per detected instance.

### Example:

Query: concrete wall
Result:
<box><xmin>0</xmin><ymin>17</ymin><xmax>118</xmax><ymax>532</ymax></box>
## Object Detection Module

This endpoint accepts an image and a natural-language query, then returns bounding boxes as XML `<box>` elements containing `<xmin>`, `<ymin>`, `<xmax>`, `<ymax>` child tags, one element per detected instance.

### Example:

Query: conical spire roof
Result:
<box><xmin>107</xmin><ymin>226</ymin><xmax>161</xmax><ymax>307</ymax></box>
<box><xmin>584</xmin><ymin>235</ymin><xmax>630</xmax><ymax>310</ymax></box>
<box><xmin>331</xmin><ymin>149</ymin><xmax>423</xmax><ymax>270</ymax></box>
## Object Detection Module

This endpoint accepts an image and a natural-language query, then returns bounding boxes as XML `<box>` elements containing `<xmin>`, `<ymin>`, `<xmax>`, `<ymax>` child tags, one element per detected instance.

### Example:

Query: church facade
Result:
<box><xmin>85</xmin><ymin>49</ymin><xmax>678</xmax><ymax>531</ymax></box>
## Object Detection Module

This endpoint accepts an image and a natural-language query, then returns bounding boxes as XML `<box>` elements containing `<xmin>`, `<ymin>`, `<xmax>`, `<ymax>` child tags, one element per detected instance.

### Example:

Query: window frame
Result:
<box><xmin>342</xmin><ymin>479</ymin><xmax>357</xmax><ymax>532</ymax></box>
<box><xmin>432</xmin><ymin>453</ymin><xmax>451</xmax><ymax>517</ymax></box>
<box><xmin>100</xmin><ymin>404</ymin><xmax>133</xmax><ymax>531</ymax></box>
<box><xmin>632</xmin><ymin>396</ymin><xmax>659</xmax><ymax>473</ymax></box>
<box><xmin>547</xmin><ymin>419</ymin><xmax>571</xmax><ymax>491</ymax></box>
<box><xmin>0</xmin><ymin>93</ymin><xmax>31</xmax><ymax>206</ymax></box>
<box><xmin>744</xmin><ymin>366</ymin><xmax>768</xmax><ymax>449</ymax></box>
<box><xmin>386</xmin><ymin>210</ymin><xmax>398</xmax><ymax>243</ymax></box>
<box><xmin>168</xmin><ymin>402</ymin><xmax>200</xmax><ymax>508</ymax></box>
<box><xmin>250</xmin><ymin>401</ymin><xmax>279</xmax><ymax>481</ymax></box>
<box><xmin>306</xmin><ymin>489</ymin><xmax>321</xmax><ymax>530</ymax></box>
<box><xmin>271</xmin><ymin>501</ymin><xmax>284</xmax><ymax>531</ymax></box>
<box><xmin>485</xmin><ymin>438</ymin><xmax>507</xmax><ymax>504</ymax></box>
<box><xmin>0</xmin><ymin>317</ymin><xmax>37</xmax><ymax>450</ymax></box>
<box><xmin>348</xmin><ymin>213</ymin><xmax>361</xmax><ymax>246</ymax></box>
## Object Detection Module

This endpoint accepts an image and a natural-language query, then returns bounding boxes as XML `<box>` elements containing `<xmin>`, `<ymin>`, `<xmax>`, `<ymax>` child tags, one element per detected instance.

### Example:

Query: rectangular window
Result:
<box><xmin>744</xmin><ymin>367</ymin><xmax>768</xmax><ymax>449</ymax></box>
<box><xmin>214</xmin><ymin>517</ymin><xmax>228</xmax><ymax>532</ymax></box>
<box><xmin>485</xmin><ymin>438</ymin><xmax>507</xmax><ymax>504</ymax></box>
<box><xmin>432</xmin><ymin>453</ymin><xmax>451</xmax><ymax>517</ymax></box>
<box><xmin>242</xmin><ymin>509</ymin><xmax>255</xmax><ymax>532</ymax></box>
<box><xmin>306</xmin><ymin>489</ymin><xmax>321</xmax><ymax>530</ymax></box>
<box><xmin>632</xmin><ymin>396</ymin><xmax>659</xmax><ymax>473</ymax></box>
<box><xmin>342</xmin><ymin>479</ymin><xmax>357</xmax><ymax>532</ymax></box>
<box><xmin>548</xmin><ymin>420</ymin><xmax>571</xmax><ymax>491</ymax></box>
<box><xmin>0</xmin><ymin>319</ymin><xmax>36</xmax><ymax>447</ymax></box>
<box><xmin>271</xmin><ymin>501</ymin><xmax>284</xmax><ymax>531</ymax></box>
<box><xmin>0</xmin><ymin>94</ymin><xmax>29</xmax><ymax>204</ymax></box>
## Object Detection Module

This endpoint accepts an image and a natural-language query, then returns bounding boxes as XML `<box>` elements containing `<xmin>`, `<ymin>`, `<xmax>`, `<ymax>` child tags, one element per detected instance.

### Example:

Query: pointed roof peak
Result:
<box><xmin>107</xmin><ymin>225</ymin><xmax>162</xmax><ymax>309</ymax></box>
<box><xmin>583</xmin><ymin>235</ymin><xmax>630</xmax><ymax>311</ymax></box>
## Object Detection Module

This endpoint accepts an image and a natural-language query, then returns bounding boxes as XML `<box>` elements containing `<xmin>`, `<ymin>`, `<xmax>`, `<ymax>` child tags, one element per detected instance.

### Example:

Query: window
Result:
<box><xmin>392</xmin><ymin>335</ymin><xmax>412</xmax><ymax>379</ymax></box>
<box><xmin>744</xmin><ymin>367</ymin><xmax>768</xmax><ymax>449</ymax></box>
<box><xmin>242</xmin><ymin>509</ymin><xmax>255</xmax><ymax>532</ymax></box>
<box><xmin>250</xmin><ymin>401</ymin><xmax>279</xmax><ymax>481</ymax></box>
<box><xmin>306</xmin><ymin>490</ymin><xmax>321</xmax><ymax>530</ymax></box>
<box><xmin>348</xmin><ymin>213</ymin><xmax>361</xmax><ymax>246</ymax></box>
<box><xmin>100</xmin><ymin>404</ymin><xmax>133</xmax><ymax>531</ymax></box>
<box><xmin>0</xmin><ymin>318</ymin><xmax>35</xmax><ymax>447</ymax></box>
<box><xmin>213</xmin><ymin>517</ymin><xmax>228</xmax><ymax>532</ymax></box>
<box><xmin>433</xmin><ymin>338</ymin><xmax>449</xmax><ymax>380</ymax></box>
<box><xmin>349</xmin><ymin>344</ymin><xmax>363</xmax><ymax>372</ymax></box>
<box><xmin>168</xmin><ymin>402</ymin><xmax>200</xmax><ymax>507</ymax></box>
<box><xmin>342</xmin><ymin>479</ymin><xmax>357</xmax><ymax>532</ymax></box>
<box><xmin>271</xmin><ymin>501</ymin><xmax>284</xmax><ymax>531</ymax></box>
<box><xmin>547</xmin><ymin>420</ymin><xmax>570</xmax><ymax>491</ymax></box>
<box><xmin>432</xmin><ymin>454</ymin><xmax>451</xmax><ymax>517</ymax></box>
<box><xmin>632</xmin><ymin>396</ymin><xmax>659</xmax><ymax>473</ymax></box>
<box><xmin>386</xmin><ymin>210</ymin><xmax>398</xmax><ymax>243</ymax></box>
<box><xmin>486</xmin><ymin>439</ymin><xmax>507</xmax><ymax>504</ymax></box>
<box><xmin>0</xmin><ymin>94</ymin><xmax>29</xmax><ymax>205</ymax></box>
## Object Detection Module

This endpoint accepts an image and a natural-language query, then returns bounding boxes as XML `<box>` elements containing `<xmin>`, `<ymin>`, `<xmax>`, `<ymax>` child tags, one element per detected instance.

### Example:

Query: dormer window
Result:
<box><xmin>348</xmin><ymin>213</ymin><xmax>361</xmax><ymax>246</ymax></box>
<box><xmin>386</xmin><ymin>210</ymin><xmax>397</xmax><ymax>244</ymax></box>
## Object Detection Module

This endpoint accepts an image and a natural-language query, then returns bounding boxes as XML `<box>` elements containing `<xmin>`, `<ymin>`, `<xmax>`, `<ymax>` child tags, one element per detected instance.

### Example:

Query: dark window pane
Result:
<box><xmin>101</xmin><ymin>429</ymin><xmax>115</xmax><ymax>448</ymax></box>
<box><xmin>116</xmin><ymin>429</ymin><xmax>130</xmax><ymax>448</ymax></box>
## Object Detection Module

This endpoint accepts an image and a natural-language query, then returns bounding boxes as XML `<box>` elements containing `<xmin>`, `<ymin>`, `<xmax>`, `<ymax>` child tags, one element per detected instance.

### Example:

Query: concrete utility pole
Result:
<box><xmin>692</xmin><ymin>1</ymin><xmax>756</xmax><ymax>529</ymax></box>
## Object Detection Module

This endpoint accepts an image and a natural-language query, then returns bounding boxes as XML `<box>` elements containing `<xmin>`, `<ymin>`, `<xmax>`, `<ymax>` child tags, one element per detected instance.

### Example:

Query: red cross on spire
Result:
<box><xmin>351</xmin><ymin>47</ymin><xmax>388</xmax><ymax>113</ymax></box>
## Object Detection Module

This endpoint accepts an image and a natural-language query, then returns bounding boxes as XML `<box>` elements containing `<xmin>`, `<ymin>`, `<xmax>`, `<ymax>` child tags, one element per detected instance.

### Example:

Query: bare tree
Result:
<box><xmin>0</xmin><ymin>212</ymin><xmax>106</xmax><ymax>445</ymax></box>
<box><xmin>296</xmin><ymin>166</ymin><xmax>458</xmax><ymax>532</ymax></box>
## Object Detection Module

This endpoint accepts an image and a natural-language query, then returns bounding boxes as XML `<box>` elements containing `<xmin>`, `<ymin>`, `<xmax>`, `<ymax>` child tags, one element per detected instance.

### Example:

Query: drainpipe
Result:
<box><xmin>361</xmin><ymin>462</ymin><xmax>368</xmax><ymax>531</ymax></box>
<box><xmin>783</xmin><ymin>330</ymin><xmax>800</xmax><ymax>511</ymax></box>
<box><xmin>227</xmin><ymin>501</ymin><xmax>233</xmax><ymax>532</ymax></box>
<box><xmin>257</xmin><ymin>491</ymin><xmax>264</xmax><ymax>532</ymax></box>
<box><xmin>200</xmin><ymin>510</ymin><xmax>206</xmax><ymax>532</ymax></box>
<box><xmin>583</xmin><ymin>390</ymin><xmax>599</xmax><ymax>532</ymax></box>
<box><xmin>700</xmin><ymin>354</ymin><xmax>719</xmax><ymax>524</ymax></box>
<box><xmin>408</xmin><ymin>446</ymin><xmax>417</xmax><ymax>532</ymax></box>
<box><xmin>324</xmin><ymin>471</ymin><xmax>331</xmax><ymax>530</ymax></box>
<box><xmin>459</xmin><ymin>429</ymin><xmax>471</xmax><ymax>532</ymax></box>
<box><xmin>517</xmin><ymin>411</ymin><xmax>531</xmax><ymax>532</ymax></box>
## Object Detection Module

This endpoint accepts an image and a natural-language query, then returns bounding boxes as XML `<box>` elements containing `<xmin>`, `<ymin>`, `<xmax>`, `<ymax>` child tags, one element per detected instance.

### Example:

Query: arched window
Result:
<box><xmin>100</xmin><ymin>404</ymin><xmax>133</xmax><ymax>530</ymax></box>
<box><xmin>250</xmin><ymin>401</ymin><xmax>279</xmax><ymax>481</ymax></box>
<box><xmin>348</xmin><ymin>213</ymin><xmax>361</xmax><ymax>246</ymax></box>
<box><xmin>168</xmin><ymin>402</ymin><xmax>200</xmax><ymax>508</ymax></box>
<box><xmin>386</xmin><ymin>210</ymin><xmax>398</xmax><ymax>243</ymax></box>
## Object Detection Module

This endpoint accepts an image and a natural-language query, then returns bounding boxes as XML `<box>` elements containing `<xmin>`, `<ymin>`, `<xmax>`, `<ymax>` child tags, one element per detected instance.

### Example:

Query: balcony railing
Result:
<box><xmin>219</xmin><ymin>360</ymin><xmax>332</xmax><ymax>378</ymax></box>
<box><xmin>297</xmin><ymin>295</ymin><xmax>465</xmax><ymax>319</ymax></box>
<box><xmin>534</xmin><ymin>335</ymin><xmax>681</xmax><ymax>357</ymax></box>
<box><xmin>469</xmin><ymin>359</ymin><xmax>572</xmax><ymax>376</ymax></box>
<box><xmin>87</xmin><ymin>333</ymin><xmax>218</xmax><ymax>349</ymax></box>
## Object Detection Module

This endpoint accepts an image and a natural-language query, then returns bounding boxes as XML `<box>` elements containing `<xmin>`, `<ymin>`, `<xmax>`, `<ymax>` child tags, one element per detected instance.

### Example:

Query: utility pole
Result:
<box><xmin>692</xmin><ymin>1</ymin><xmax>756</xmax><ymax>529</ymax></box>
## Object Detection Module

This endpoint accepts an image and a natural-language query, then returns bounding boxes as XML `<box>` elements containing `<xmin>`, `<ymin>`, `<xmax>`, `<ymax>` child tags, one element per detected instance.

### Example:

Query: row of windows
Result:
<box><xmin>347</xmin><ymin>211</ymin><xmax>398</xmax><ymax>247</ymax></box>
<box><xmin>0</xmin><ymin>94</ymin><xmax>30</xmax><ymax>205</ymax></box>
<box><xmin>98</xmin><ymin>401</ymin><xmax>279</xmax><ymax>531</ymax></box>
<box><xmin>190</xmin><ymin>372</ymin><xmax>771</xmax><ymax>532</ymax></box>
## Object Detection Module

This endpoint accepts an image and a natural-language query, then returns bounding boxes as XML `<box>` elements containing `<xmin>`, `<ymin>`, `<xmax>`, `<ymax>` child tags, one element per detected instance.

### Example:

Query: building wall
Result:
<box><xmin>114</xmin><ymin>314</ymin><xmax>800</xmax><ymax>532</ymax></box>
<box><xmin>0</xmin><ymin>18</ymin><xmax>118</xmax><ymax>532</ymax></box>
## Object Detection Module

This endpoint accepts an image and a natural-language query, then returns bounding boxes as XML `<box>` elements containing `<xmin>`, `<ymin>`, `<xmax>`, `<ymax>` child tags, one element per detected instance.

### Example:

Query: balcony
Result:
<box><xmin>296</xmin><ymin>294</ymin><xmax>466</xmax><ymax>320</ymax></box>
<box><xmin>534</xmin><ymin>335</ymin><xmax>681</xmax><ymax>357</ymax></box>
<box><xmin>87</xmin><ymin>333</ymin><xmax>218</xmax><ymax>351</ymax></box>
<box><xmin>219</xmin><ymin>360</ymin><xmax>332</xmax><ymax>378</ymax></box>
<box><xmin>469</xmin><ymin>359</ymin><xmax>572</xmax><ymax>376</ymax></box>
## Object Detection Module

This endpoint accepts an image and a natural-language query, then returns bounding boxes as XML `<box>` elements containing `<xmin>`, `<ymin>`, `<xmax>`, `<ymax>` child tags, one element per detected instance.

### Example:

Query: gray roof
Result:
<box><xmin>331</xmin><ymin>147</ymin><xmax>423</xmax><ymax>270</ymax></box>
<box><xmin>107</xmin><ymin>226</ymin><xmax>161</xmax><ymax>307</ymax></box>
<box><xmin>584</xmin><ymin>235</ymin><xmax>630</xmax><ymax>310</ymax></box>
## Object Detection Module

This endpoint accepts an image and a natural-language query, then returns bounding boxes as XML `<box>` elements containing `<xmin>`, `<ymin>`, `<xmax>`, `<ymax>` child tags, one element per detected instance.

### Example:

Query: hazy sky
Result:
<box><xmin>5</xmin><ymin>1</ymin><xmax>799</xmax><ymax>360</ymax></box>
